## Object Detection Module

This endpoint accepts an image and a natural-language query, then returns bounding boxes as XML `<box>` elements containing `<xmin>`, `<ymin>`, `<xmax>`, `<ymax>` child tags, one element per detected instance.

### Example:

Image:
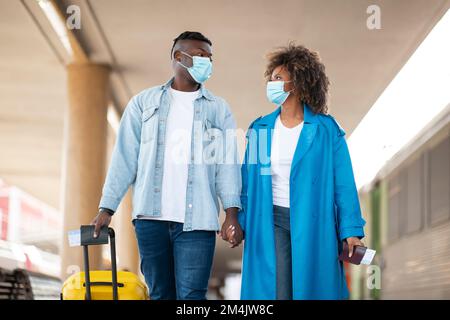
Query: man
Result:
<box><xmin>92</xmin><ymin>31</ymin><xmax>244</xmax><ymax>300</ymax></box>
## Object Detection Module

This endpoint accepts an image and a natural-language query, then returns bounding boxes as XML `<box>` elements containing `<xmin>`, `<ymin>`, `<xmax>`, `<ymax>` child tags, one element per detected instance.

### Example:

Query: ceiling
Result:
<box><xmin>0</xmin><ymin>0</ymin><xmax>448</xmax><ymax>275</ymax></box>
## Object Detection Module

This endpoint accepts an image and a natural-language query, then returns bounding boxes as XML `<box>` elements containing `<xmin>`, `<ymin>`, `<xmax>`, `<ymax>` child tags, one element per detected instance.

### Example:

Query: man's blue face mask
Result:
<box><xmin>177</xmin><ymin>51</ymin><xmax>212</xmax><ymax>84</ymax></box>
<box><xmin>266</xmin><ymin>80</ymin><xmax>294</xmax><ymax>106</ymax></box>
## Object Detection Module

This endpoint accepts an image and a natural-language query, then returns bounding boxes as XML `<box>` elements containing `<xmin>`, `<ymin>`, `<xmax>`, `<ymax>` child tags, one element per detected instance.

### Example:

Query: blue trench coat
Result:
<box><xmin>238</xmin><ymin>103</ymin><xmax>366</xmax><ymax>300</ymax></box>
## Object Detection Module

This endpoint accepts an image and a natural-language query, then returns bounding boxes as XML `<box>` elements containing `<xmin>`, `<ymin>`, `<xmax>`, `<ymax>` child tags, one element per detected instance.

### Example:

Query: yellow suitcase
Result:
<box><xmin>61</xmin><ymin>226</ymin><xmax>149</xmax><ymax>300</ymax></box>
<box><xmin>61</xmin><ymin>270</ymin><xmax>149</xmax><ymax>300</ymax></box>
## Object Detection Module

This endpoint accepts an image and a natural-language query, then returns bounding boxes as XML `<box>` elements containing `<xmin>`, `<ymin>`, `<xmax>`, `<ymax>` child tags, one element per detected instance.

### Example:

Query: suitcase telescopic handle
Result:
<box><xmin>83</xmin><ymin>227</ymin><xmax>118</xmax><ymax>300</ymax></box>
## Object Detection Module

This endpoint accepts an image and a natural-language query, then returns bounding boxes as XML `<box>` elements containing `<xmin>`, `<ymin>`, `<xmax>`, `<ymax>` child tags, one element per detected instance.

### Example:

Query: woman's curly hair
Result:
<box><xmin>265</xmin><ymin>43</ymin><xmax>330</xmax><ymax>114</ymax></box>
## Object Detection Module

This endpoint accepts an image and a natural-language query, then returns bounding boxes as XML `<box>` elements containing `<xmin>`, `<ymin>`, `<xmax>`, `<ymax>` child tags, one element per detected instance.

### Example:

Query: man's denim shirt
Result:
<box><xmin>99</xmin><ymin>78</ymin><xmax>242</xmax><ymax>231</ymax></box>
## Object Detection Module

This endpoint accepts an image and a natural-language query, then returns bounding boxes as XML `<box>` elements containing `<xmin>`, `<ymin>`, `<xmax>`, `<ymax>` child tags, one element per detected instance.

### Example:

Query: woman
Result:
<box><xmin>233</xmin><ymin>43</ymin><xmax>366</xmax><ymax>300</ymax></box>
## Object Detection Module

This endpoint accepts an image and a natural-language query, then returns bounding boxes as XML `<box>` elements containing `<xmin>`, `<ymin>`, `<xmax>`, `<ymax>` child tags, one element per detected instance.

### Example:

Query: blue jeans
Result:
<box><xmin>273</xmin><ymin>205</ymin><xmax>293</xmax><ymax>300</ymax></box>
<box><xmin>133</xmin><ymin>219</ymin><xmax>216</xmax><ymax>300</ymax></box>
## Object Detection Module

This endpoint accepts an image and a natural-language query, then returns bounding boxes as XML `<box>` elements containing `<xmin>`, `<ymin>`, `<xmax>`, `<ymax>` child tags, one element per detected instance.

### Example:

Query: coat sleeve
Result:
<box><xmin>214</xmin><ymin>100</ymin><xmax>242</xmax><ymax>211</ymax></box>
<box><xmin>98</xmin><ymin>96</ymin><xmax>142</xmax><ymax>213</ymax></box>
<box><xmin>238</xmin><ymin>117</ymin><xmax>260</xmax><ymax>234</ymax></box>
<box><xmin>238</xmin><ymin>141</ymin><xmax>249</xmax><ymax>233</ymax></box>
<box><xmin>330</xmin><ymin>116</ymin><xmax>366</xmax><ymax>241</ymax></box>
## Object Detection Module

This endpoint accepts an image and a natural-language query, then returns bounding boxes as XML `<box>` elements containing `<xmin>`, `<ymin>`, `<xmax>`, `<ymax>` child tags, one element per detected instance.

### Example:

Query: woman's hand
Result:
<box><xmin>224</xmin><ymin>222</ymin><xmax>243</xmax><ymax>248</ymax></box>
<box><xmin>219</xmin><ymin>208</ymin><xmax>243</xmax><ymax>248</ymax></box>
<box><xmin>345</xmin><ymin>237</ymin><xmax>364</xmax><ymax>257</ymax></box>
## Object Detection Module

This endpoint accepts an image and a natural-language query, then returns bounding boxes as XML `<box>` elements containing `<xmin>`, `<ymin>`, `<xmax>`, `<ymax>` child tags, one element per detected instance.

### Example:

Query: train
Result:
<box><xmin>349</xmin><ymin>104</ymin><xmax>450</xmax><ymax>299</ymax></box>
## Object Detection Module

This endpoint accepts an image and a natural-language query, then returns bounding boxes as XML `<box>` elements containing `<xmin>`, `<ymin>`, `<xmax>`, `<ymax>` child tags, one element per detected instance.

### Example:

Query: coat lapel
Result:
<box><xmin>256</xmin><ymin>103</ymin><xmax>318</xmax><ymax>173</ymax></box>
<box><xmin>291</xmin><ymin>103</ymin><xmax>318</xmax><ymax>171</ymax></box>
<box><xmin>256</xmin><ymin>106</ymin><xmax>281</xmax><ymax>161</ymax></box>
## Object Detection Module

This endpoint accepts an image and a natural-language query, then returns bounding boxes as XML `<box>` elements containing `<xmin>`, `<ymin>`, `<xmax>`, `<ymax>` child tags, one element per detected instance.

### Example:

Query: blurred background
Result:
<box><xmin>0</xmin><ymin>0</ymin><xmax>449</xmax><ymax>299</ymax></box>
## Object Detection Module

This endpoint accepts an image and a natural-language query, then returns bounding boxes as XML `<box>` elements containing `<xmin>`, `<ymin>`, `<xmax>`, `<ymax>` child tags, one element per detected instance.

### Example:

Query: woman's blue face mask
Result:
<box><xmin>266</xmin><ymin>80</ymin><xmax>294</xmax><ymax>106</ymax></box>
<box><xmin>177</xmin><ymin>51</ymin><xmax>212</xmax><ymax>84</ymax></box>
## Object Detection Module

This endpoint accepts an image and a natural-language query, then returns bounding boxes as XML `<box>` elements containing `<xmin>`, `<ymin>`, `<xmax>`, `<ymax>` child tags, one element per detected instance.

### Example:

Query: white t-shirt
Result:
<box><xmin>271</xmin><ymin>115</ymin><xmax>304</xmax><ymax>208</ymax></box>
<box><xmin>138</xmin><ymin>87</ymin><xmax>198</xmax><ymax>223</ymax></box>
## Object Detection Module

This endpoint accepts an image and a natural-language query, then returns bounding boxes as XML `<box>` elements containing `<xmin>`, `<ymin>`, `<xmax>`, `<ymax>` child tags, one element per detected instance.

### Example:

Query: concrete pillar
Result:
<box><xmin>114</xmin><ymin>189</ymin><xmax>140</xmax><ymax>274</ymax></box>
<box><xmin>60</xmin><ymin>63</ymin><xmax>110</xmax><ymax>279</ymax></box>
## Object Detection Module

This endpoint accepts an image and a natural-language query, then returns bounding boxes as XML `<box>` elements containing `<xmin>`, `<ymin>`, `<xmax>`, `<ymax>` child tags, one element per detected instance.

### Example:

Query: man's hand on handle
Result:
<box><xmin>91</xmin><ymin>209</ymin><xmax>113</xmax><ymax>238</ymax></box>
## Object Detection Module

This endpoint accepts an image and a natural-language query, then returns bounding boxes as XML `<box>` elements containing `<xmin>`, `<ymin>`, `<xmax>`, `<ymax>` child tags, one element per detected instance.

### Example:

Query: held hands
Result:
<box><xmin>219</xmin><ymin>209</ymin><xmax>243</xmax><ymax>248</ymax></box>
<box><xmin>345</xmin><ymin>237</ymin><xmax>365</xmax><ymax>258</ymax></box>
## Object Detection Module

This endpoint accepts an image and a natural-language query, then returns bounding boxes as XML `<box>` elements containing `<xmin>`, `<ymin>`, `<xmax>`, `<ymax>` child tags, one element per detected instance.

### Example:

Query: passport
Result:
<box><xmin>67</xmin><ymin>225</ymin><xmax>109</xmax><ymax>247</ymax></box>
<box><xmin>338</xmin><ymin>241</ymin><xmax>376</xmax><ymax>265</ymax></box>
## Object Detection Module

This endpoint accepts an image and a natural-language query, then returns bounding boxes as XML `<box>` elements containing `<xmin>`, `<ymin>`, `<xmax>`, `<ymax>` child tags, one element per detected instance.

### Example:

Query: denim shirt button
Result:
<box><xmin>154</xmin><ymin>188</ymin><xmax>160</xmax><ymax>192</ymax></box>
<box><xmin>188</xmin><ymin>204</ymin><xmax>193</xmax><ymax>208</ymax></box>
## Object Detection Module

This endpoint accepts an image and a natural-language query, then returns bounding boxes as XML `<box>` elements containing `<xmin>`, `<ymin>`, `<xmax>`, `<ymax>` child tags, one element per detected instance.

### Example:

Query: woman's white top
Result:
<box><xmin>271</xmin><ymin>115</ymin><xmax>304</xmax><ymax>208</ymax></box>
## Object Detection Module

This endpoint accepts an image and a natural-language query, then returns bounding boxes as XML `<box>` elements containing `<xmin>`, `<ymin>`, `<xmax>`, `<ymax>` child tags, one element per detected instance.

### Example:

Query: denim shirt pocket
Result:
<box><xmin>203</xmin><ymin>119</ymin><xmax>223</xmax><ymax>164</ymax></box>
<box><xmin>141</xmin><ymin>105</ymin><xmax>158</xmax><ymax>143</ymax></box>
